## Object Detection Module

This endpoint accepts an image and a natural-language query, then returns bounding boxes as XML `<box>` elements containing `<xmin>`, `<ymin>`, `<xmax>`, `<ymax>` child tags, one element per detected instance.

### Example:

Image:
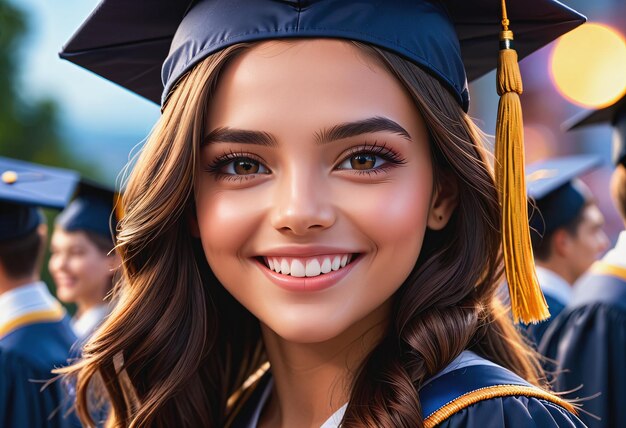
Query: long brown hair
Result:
<box><xmin>60</xmin><ymin>40</ymin><xmax>544</xmax><ymax>428</ymax></box>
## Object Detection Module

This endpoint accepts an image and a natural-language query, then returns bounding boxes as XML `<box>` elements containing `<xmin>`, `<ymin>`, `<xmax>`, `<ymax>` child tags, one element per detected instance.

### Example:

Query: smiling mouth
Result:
<box><xmin>259</xmin><ymin>254</ymin><xmax>356</xmax><ymax>278</ymax></box>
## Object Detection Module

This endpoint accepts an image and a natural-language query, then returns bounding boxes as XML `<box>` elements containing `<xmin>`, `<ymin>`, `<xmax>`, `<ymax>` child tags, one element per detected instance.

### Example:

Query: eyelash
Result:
<box><xmin>204</xmin><ymin>142</ymin><xmax>407</xmax><ymax>181</ymax></box>
<box><xmin>204</xmin><ymin>149</ymin><xmax>267</xmax><ymax>182</ymax></box>
<box><xmin>336</xmin><ymin>142</ymin><xmax>407</xmax><ymax>175</ymax></box>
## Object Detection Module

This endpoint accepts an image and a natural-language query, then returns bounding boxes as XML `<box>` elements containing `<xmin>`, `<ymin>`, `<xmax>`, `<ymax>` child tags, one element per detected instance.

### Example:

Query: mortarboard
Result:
<box><xmin>526</xmin><ymin>155</ymin><xmax>603</xmax><ymax>237</ymax></box>
<box><xmin>59</xmin><ymin>0</ymin><xmax>585</xmax><ymax>111</ymax></box>
<box><xmin>59</xmin><ymin>0</ymin><xmax>586</xmax><ymax>323</ymax></box>
<box><xmin>0</xmin><ymin>157</ymin><xmax>80</xmax><ymax>241</ymax></box>
<box><xmin>565</xmin><ymin>94</ymin><xmax>626</xmax><ymax>168</ymax></box>
<box><xmin>55</xmin><ymin>180</ymin><xmax>120</xmax><ymax>243</ymax></box>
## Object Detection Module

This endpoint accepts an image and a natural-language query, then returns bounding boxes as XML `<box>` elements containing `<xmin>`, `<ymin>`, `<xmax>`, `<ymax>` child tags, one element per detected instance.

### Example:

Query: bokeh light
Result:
<box><xmin>550</xmin><ymin>23</ymin><xmax>626</xmax><ymax>108</ymax></box>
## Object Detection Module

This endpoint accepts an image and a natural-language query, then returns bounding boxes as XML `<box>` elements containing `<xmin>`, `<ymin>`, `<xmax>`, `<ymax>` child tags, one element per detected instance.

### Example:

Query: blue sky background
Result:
<box><xmin>12</xmin><ymin>0</ymin><xmax>159</xmax><ymax>185</ymax></box>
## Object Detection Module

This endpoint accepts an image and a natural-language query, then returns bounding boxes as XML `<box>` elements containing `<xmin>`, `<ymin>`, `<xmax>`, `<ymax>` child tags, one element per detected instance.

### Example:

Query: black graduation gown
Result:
<box><xmin>0</xmin><ymin>318</ymin><xmax>78</xmax><ymax>428</ymax></box>
<box><xmin>539</xmin><ymin>262</ymin><xmax>626</xmax><ymax>428</ymax></box>
<box><xmin>228</xmin><ymin>353</ymin><xmax>586</xmax><ymax>427</ymax></box>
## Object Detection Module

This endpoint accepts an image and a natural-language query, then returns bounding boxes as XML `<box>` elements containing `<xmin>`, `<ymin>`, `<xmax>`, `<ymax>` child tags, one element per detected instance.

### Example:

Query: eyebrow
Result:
<box><xmin>314</xmin><ymin>116</ymin><xmax>412</xmax><ymax>144</ymax></box>
<box><xmin>202</xmin><ymin>116</ymin><xmax>411</xmax><ymax>147</ymax></box>
<box><xmin>202</xmin><ymin>127</ymin><xmax>277</xmax><ymax>147</ymax></box>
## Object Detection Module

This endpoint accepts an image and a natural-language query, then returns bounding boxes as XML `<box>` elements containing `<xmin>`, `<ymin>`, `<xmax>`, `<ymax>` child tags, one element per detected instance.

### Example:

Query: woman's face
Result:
<box><xmin>195</xmin><ymin>40</ymin><xmax>455</xmax><ymax>343</ymax></box>
<box><xmin>49</xmin><ymin>228</ymin><xmax>113</xmax><ymax>307</ymax></box>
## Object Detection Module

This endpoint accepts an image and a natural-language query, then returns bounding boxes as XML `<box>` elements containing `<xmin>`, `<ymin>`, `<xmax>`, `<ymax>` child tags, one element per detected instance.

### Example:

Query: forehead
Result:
<box><xmin>52</xmin><ymin>228</ymin><xmax>89</xmax><ymax>246</ymax></box>
<box><xmin>207</xmin><ymin>39</ymin><xmax>421</xmax><ymax>133</ymax></box>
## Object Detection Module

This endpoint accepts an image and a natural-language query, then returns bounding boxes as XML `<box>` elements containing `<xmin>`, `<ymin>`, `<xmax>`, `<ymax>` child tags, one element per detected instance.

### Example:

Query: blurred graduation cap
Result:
<box><xmin>60</xmin><ymin>0</ymin><xmax>585</xmax><ymax>110</ymax></box>
<box><xmin>0</xmin><ymin>157</ymin><xmax>80</xmax><ymax>241</ymax></box>
<box><xmin>59</xmin><ymin>0</ymin><xmax>586</xmax><ymax>324</ymax></box>
<box><xmin>55</xmin><ymin>180</ymin><xmax>121</xmax><ymax>243</ymax></box>
<box><xmin>565</xmin><ymin>93</ymin><xmax>626</xmax><ymax>168</ymax></box>
<box><xmin>526</xmin><ymin>155</ymin><xmax>603</xmax><ymax>237</ymax></box>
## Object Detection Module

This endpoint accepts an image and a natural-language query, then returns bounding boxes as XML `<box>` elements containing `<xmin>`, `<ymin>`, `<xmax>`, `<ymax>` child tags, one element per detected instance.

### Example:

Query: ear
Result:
<box><xmin>551</xmin><ymin>228</ymin><xmax>573</xmax><ymax>258</ymax></box>
<box><xmin>187</xmin><ymin>204</ymin><xmax>201</xmax><ymax>238</ymax></box>
<box><xmin>427</xmin><ymin>170</ymin><xmax>459</xmax><ymax>230</ymax></box>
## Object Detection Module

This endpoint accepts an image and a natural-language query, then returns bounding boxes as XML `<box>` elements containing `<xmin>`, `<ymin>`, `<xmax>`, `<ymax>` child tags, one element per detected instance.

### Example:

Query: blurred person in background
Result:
<box><xmin>49</xmin><ymin>182</ymin><xmax>119</xmax><ymax>341</ymax></box>
<box><xmin>522</xmin><ymin>155</ymin><xmax>610</xmax><ymax>345</ymax></box>
<box><xmin>0</xmin><ymin>157</ymin><xmax>78</xmax><ymax>427</ymax></box>
<box><xmin>540</xmin><ymin>94</ymin><xmax>626</xmax><ymax>428</ymax></box>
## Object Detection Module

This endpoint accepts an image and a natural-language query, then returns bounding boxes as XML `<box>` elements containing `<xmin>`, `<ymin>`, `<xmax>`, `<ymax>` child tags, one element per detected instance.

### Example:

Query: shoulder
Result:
<box><xmin>434</xmin><ymin>395</ymin><xmax>585</xmax><ymax>428</ymax></box>
<box><xmin>420</xmin><ymin>353</ymin><xmax>583</xmax><ymax>428</ymax></box>
<box><xmin>0</xmin><ymin>319</ymin><xmax>76</xmax><ymax>370</ymax></box>
<box><xmin>568</xmin><ymin>262</ymin><xmax>626</xmax><ymax>312</ymax></box>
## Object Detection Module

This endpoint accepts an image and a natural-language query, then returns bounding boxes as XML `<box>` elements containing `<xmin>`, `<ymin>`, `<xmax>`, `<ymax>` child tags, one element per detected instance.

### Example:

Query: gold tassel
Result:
<box><xmin>495</xmin><ymin>1</ymin><xmax>549</xmax><ymax>324</ymax></box>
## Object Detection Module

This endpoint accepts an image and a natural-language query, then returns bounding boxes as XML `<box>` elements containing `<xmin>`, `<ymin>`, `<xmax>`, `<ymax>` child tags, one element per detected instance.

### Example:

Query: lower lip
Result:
<box><xmin>256</xmin><ymin>256</ymin><xmax>360</xmax><ymax>292</ymax></box>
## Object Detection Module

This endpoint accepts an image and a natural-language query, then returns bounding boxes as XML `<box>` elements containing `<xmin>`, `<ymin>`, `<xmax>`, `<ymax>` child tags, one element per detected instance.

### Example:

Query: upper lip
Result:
<box><xmin>255</xmin><ymin>245</ymin><xmax>361</xmax><ymax>257</ymax></box>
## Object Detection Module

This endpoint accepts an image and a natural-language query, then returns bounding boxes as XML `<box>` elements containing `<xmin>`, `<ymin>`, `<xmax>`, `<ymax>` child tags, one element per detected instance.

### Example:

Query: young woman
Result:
<box><xmin>49</xmin><ymin>183</ymin><xmax>119</xmax><ymax>340</ymax></box>
<box><xmin>59</xmin><ymin>1</ymin><xmax>588</xmax><ymax>426</ymax></box>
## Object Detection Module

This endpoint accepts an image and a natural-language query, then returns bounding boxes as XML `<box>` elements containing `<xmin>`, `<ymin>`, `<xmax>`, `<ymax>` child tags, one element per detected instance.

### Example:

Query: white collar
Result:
<box><xmin>245</xmin><ymin>350</ymin><xmax>495</xmax><ymax>428</ymax></box>
<box><xmin>71</xmin><ymin>304</ymin><xmax>110</xmax><ymax>339</ymax></box>
<box><xmin>535</xmin><ymin>266</ymin><xmax>572</xmax><ymax>306</ymax></box>
<box><xmin>0</xmin><ymin>282</ymin><xmax>65</xmax><ymax>337</ymax></box>
<box><xmin>602</xmin><ymin>230</ymin><xmax>626</xmax><ymax>269</ymax></box>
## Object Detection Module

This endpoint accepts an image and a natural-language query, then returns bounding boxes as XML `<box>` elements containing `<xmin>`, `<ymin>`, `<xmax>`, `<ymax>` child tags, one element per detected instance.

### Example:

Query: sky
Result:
<box><xmin>13</xmin><ymin>0</ymin><xmax>160</xmax><ymax>184</ymax></box>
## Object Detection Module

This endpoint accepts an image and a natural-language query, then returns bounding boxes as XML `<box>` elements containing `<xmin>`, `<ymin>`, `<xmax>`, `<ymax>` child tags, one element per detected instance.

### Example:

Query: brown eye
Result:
<box><xmin>233</xmin><ymin>159</ymin><xmax>260</xmax><ymax>174</ymax></box>
<box><xmin>349</xmin><ymin>154</ymin><xmax>377</xmax><ymax>170</ymax></box>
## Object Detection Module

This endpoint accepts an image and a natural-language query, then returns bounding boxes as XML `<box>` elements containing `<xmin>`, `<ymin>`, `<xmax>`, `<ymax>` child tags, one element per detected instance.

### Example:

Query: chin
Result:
<box><xmin>262</xmin><ymin>308</ymin><xmax>355</xmax><ymax>344</ymax></box>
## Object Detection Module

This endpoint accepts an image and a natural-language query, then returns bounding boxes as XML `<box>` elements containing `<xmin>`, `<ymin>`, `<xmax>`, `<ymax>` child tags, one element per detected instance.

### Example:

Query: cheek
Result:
<box><xmin>195</xmin><ymin>187</ymin><xmax>269</xmax><ymax>265</ymax></box>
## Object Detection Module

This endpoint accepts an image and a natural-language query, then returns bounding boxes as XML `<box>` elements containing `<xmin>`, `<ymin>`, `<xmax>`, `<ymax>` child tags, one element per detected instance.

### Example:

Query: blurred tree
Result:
<box><xmin>0</xmin><ymin>0</ymin><xmax>92</xmax><ymax>171</ymax></box>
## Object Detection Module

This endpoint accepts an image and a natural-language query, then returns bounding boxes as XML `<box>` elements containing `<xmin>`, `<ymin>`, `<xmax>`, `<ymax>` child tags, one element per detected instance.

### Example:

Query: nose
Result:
<box><xmin>270</xmin><ymin>167</ymin><xmax>336</xmax><ymax>236</ymax></box>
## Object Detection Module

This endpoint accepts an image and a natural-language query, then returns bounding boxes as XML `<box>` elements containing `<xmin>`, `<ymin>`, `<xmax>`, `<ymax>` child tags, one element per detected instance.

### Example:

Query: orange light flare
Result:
<box><xmin>550</xmin><ymin>23</ymin><xmax>626</xmax><ymax>109</ymax></box>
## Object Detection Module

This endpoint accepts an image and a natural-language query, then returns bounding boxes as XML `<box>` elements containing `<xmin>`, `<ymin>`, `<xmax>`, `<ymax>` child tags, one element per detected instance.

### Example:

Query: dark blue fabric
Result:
<box><xmin>437</xmin><ymin>395</ymin><xmax>586</xmax><ymax>428</ymax></box>
<box><xmin>540</xmin><ymin>270</ymin><xmax>626</xmax><ymax>428</ymax></box>
<box><xmin>163</xmin><ymin>0</ymin><xmax>466</xmax><ymax>108</ymax></box>
<box><xmin>59</xmin><ymin>0</ymin><xmax>585</xmax><ymax>108</ymax></box>
<box><xmin>55</xmin><ymin>196</ymin><xmax>114</xmax><ymax>240</ymax></box>
<box><xmin>230</xmin><ymin>361</ymin><xmax>584</xmax><ymax>427</ymax></box>
<box><xmin>0</xmin><ymin>318</ymin><xmax>79</xmax><ymax>427</ymax></box>
<box><xmin>0</xmin><ymin>157</ymin><xmax>79</xmax><ymax>210</ymax></box>
<box><xmin>0</xmin><ymin>203</ymin><xmax>42</xmax><ymax>241</ymax></box>
<box><xmin>521</xmin><ymin>292</ymin><xmax>566</xmax><ymax>347</ymax></box>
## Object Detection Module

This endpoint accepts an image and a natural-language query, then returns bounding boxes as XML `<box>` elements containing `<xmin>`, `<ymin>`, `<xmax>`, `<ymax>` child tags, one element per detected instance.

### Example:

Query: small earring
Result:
<box><xmin>438</xmin><ymin>215</ymin><xmax>443</xmax><ymax>221</ymax></box>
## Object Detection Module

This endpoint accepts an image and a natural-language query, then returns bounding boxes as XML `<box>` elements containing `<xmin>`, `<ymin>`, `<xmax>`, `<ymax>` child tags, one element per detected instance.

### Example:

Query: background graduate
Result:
<box><xmin>540</xmin><ymin>93</ymin><xmax>626</xmax><ymax>428</ymax></box>
<box><xmin>522</xmin><ymin>155</ymin><xmax>609</xmax><ymax>345</ymax></box>
<box><xmin>58</xmin><ymin>1</ymin><xmax>587</xmax><ymax>427</ymax></box>
<box><xmin>0</xmin><ymin>157</ymin><xmax>78</xmax><ymax>428</ymax></box>
<box><xmin>49</xmin><ymin>181</ymin><xmax>120</xmax><ymax>341</ymax></box>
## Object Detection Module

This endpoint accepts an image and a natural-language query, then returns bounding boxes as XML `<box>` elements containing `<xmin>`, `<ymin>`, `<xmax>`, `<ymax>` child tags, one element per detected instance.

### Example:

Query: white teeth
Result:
<box><xmin>305</xmin><ymin>259</ymin><xmax>321</xmax><ymax>277</ymax></box>
<box><xmin>290</xmin><ymin>259</ymin><xmax>305</xmax><ymax>277</ymax></box>
<box><xmin>265</xmin><ymin>254</ymin><xmax>354</xmax><ymax>277</ymax></box>
<box><xmin>321</xmin><ymin>258</ymin><xmax>332</xmax><ymax>274</ymax></box>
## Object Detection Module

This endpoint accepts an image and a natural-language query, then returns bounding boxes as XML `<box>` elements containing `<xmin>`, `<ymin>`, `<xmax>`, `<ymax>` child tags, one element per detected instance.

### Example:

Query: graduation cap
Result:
<box><xmin>59</xmin><ymin>0</ymin><xmax>586</xmax><ymax>323</ymax></box>
<box><xmin>526</xmin><ymin>155</ymin><xmax>603</xmax><ymax>237</ymax></box>
<box><xmin>565</xmin><ymin>94</ymin><xmax>626</xmax><ymax>168</ymax></box>
<box><xmin>0</xmin><ymin>157</ymin><xmax>80</xmax><ymax>241</ymax></box>
<box><xmin>59</xmin><ymin>0</ymin><xmax>585</xmax><ymax>110</ymax></box>
<box><xmin>55</xmin><ymin>180</ymin><xmax>121</xmax><ymax>243</ymax></box>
